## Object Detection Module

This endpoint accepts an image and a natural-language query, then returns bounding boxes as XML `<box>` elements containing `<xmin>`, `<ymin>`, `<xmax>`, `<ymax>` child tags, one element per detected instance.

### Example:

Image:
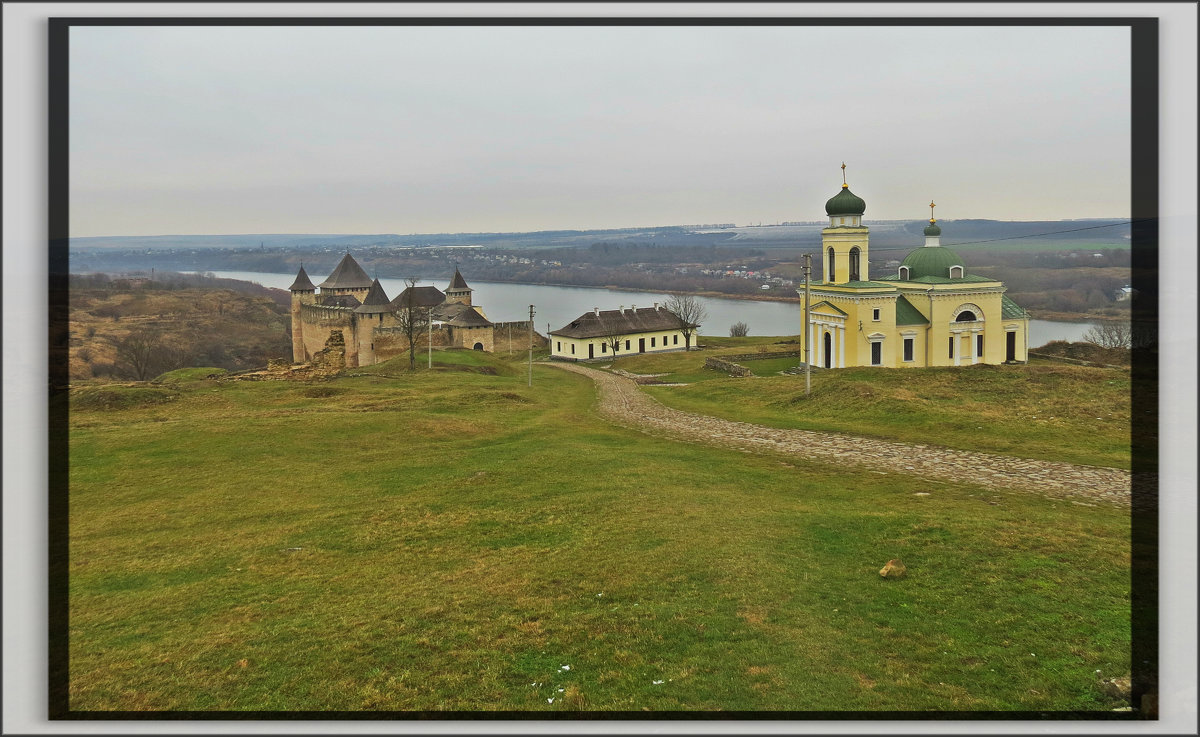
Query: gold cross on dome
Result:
<box><xmin>929</xmin><ymin>200</ymin><xmax>937</xmax><ymax>222</ymax></box>
<box><xmin>841</xmin><ymin>162</ymin><xmax>847</xmax><ymax>186</ymax></box>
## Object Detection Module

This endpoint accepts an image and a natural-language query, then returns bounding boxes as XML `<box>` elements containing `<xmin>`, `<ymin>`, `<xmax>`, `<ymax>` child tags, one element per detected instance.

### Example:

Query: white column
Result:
<box><xmin>953</xmin><ymin>330</ymin><xmax>961</xmax><ymax>366</ymax></box>
<box><xmin>969</xmin><ymin>329</ymin><xmax>977</xmax><ymax>364</ymax></box>
<box><xmin>808</xmin><ymin>321</ymin><xmax>815</xmax><ymax>367</ymax></box>
<box><xmin>838</xmin><ymin>325</ymin><xmax>845</xmax><ymax>368</ymax></box>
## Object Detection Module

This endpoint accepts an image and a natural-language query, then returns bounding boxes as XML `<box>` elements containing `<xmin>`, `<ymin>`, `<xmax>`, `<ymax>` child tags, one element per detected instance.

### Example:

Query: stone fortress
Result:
<box><xmin>288</xmin><ymin>252</ymin><xmax>543</xmax><ymax>368</ymax></box>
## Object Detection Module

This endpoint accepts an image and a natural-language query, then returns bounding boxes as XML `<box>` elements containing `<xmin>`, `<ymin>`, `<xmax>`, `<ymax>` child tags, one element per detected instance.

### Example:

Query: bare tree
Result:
<box><xmin>1082</xmin><ymin>322</ymin><xmax>1132</xmax><ymax>349</ymax></box>
<box><xmin>604</xmin><ymin>333</ymin><xmax>622</xmax><ymax>360</ymax></box>
<box><xmin>109</xmin><ymin>327</ymin><xmax>184</xmax><ymax>380</ymax></box>
<box><xmin>397</xmin><ymin>277</ymin><xmax>429</xmax><ymax>371</ymax></box>
<box><xmin>729</xmin><ymin>321</ymin><xmax>750</xmax><ymax>337</ymax></box>
<box><xmin>662</xmin><ymin>294</ymin><xmax>706</xmax><ymax>350</ymax></box>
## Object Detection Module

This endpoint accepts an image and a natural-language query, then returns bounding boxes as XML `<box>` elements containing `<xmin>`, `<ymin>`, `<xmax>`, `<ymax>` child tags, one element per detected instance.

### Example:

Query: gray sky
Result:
<box><xmin>69</xmin><ymin>24</ymin><xmax>1131</xmax><ymax>236</ymax></box>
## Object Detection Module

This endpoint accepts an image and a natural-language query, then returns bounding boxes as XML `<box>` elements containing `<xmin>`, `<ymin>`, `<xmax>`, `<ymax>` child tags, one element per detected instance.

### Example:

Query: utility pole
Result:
<box><xmin>427</xmin><ymin>307</ymin><xmax>433</xmax><ymax>369</ymax></box>
<box><xmin>803</xmin><ymin>253</ymin><xmax>812</xmax><ymax>395</ymax></box>
<box><xmin>528</xmin><ymin>305</ymin><xmax>535</xmax><ymax>387</ymax></box>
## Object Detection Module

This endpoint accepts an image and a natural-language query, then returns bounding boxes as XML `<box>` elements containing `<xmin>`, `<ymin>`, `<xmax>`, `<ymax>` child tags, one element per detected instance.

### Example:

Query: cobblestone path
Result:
<box><xmin>550</xmin><ymin>363</ymin><xmax>1131</xmax><ymax>509</ymax></box>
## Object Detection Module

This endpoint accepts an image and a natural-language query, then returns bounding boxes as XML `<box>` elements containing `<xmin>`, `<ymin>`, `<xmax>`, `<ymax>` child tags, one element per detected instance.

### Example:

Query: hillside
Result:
<box><xmin>65</xmin><ymin>273</ymin><xmax>292</xmax><ymax>381</ymax></box>
<box><xmin>63</xmin><ymin>349</ymin><xmax>1133</xmax><ymax>712</ymax></box>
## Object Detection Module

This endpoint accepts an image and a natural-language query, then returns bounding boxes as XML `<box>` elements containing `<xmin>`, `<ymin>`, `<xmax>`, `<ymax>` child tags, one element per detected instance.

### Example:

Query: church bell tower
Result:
<box><xmin>820</xmin><ymin>163</ymin><xmax>870</xmax><ymax>283</ymax></box>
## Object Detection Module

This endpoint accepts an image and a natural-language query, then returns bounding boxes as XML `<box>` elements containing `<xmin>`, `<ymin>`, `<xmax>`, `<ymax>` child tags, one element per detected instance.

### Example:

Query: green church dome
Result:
<box><xmin>825</xmin><ymin>186</ymin><xmax>866</xmax><ymax>216</ymax></box>
<box><xmin>901</xmin><ymin>246</ymin><xmax>966</xmax><ymax>279</ymax></box>
<box><xmin>923</xmin><ymin>221</ymin><xmax>942</xmax><ymax>236</ymax></box>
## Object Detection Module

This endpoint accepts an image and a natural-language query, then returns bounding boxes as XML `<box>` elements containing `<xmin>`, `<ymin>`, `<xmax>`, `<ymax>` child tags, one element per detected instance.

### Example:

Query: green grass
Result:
<box><xmin>68</xmin><ymin>349</ymin><xmax>1130</xmax><ymax>712</ymax></box>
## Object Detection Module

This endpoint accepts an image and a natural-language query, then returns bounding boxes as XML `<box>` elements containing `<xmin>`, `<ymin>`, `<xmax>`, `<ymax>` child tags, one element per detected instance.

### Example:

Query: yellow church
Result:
<box><xmin>800</xmin><ymin>167</ymin><xmax>1029</xmax><ymax>368</ymax></box>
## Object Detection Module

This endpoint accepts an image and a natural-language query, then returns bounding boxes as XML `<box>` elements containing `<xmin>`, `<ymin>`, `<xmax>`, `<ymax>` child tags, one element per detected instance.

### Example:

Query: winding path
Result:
<box><xmin>549</xmin><ymin>363</ymin><xmax>1131</xmax><ymax>509</ymax></box>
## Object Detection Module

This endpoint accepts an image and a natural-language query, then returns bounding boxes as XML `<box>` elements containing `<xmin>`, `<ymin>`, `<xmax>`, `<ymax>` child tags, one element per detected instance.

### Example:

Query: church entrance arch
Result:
<box><xmin>823</xmin><ymin>331</ymin><xmax>832</xmax><ymax>368</ymax></box>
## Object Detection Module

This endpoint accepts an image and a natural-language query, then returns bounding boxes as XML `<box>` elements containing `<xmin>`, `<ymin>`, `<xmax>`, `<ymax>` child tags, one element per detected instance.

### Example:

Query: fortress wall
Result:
<box><xmin>373</xmin><ymin>326</ymin><xmax>453</xmax><ymax>363</ymax></box>
<box><xmin>489</xmin><ymin>321</ymin><xmax>549</xmax><ymax>354</ymax></box>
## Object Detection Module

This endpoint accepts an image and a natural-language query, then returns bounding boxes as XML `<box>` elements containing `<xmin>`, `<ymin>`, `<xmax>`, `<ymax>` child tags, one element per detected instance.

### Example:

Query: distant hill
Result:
<box><xmin>68</xmin><ymin>219</ymin><xmax>1131</xmax><ymax>252</ymax></box>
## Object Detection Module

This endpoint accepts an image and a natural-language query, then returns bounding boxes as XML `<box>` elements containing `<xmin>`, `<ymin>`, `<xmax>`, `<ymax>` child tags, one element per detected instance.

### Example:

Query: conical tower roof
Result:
<box><xmin>354</xmin><ymin>278</ymin><xmax>393</xmax><ymax>313</ymax></box>
<box><xmin>447</xmin><ymin>267</ymin><xmax>470</xmax><ymax>291</ymax></box>
<box><xmin>289</xmin><ymin>265</ymin><xmax>316</xmax><ymax>291</ymax></box>
<box><xmin>318</xmin><ymin>252</ymin><xmax>373</xmax><ymax>290</ymax></box>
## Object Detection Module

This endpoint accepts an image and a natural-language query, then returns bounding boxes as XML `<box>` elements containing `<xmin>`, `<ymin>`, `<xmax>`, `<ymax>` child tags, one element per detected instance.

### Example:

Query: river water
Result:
<box><xmin>196</xmin><ymin>270</ymin><xmax>1100</xmax><ymax>348</ymax></box>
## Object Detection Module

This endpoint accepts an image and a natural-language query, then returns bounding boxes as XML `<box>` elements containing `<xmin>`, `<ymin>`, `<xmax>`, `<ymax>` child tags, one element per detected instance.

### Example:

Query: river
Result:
<box><xmin>195</xmin><ymin>270</ymin><xmax>1101</xmax><ymax>348</ymax></box>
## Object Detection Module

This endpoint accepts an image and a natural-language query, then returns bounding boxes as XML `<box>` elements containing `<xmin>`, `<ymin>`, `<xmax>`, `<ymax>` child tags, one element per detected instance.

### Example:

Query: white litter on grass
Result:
<box><xmin>596</xmin><ymin>593</ymin><xmax>603</xmax><ymax>597</ymax></box>
<box><xmin>653</xmin><ymin>680</ymin><xmax>664</xmax><ymax>685</ymax></box>
<box><xmin>558</xmin><ymin>688</ymin><xmax>564</xmax><ymax>693</ymax></box>
<box><xmin>547</xmin><ymin>698</ymin><xmax>554</xmax><ymax>704</ymax></box>
<box><xmin>561</xmin><ymin>665</ymin><xmax>570</xmax><ymax>671</ymax></box>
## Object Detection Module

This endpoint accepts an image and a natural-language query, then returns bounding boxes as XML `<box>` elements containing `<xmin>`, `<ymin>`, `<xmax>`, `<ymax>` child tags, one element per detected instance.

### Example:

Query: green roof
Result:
<box><xmin>815</xmin><ymin>280</ymin><xmax>896</xmax><ymax>289</ymax></box>
<box><xmin>1001</xmin><ymin>294</ymin><xmax>1029</xmax><ymax>319</ymax></box>
<box><xmin>895</xmin><ymin>295</ymin><xmax>929</xmax><ymax>325</ymax></box>
<box><xmin>810</xmin><ymin>301</ymin><xmax>847</xmax><ymax>316</ymax></box>
<box><xmin>923</xmin><ymin>221</ymin><xmax>942</xmax><ymax>236</ymax></box>
<box><xmin>900</xmin><ymin>245</ymin><xmax>967</xmax><ymax>279</ymax></box>
<box><xmin>825</xmin><ymin>186</ymin><xmax>866</xmax><ymax>216</ymax></box>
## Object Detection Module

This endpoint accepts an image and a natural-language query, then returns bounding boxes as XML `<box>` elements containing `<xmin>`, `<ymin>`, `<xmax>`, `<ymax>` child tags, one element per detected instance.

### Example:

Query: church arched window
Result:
<box><xmin>828</xmin><ymin>247</ymin><xmax>836</xmax><ymax>282</ymax></box>
<box><xmin>949</xmin><ymin>265</ymin><xmax>964</xmax><ymax>279</ymax></box>
<box><xmin>849</xmin><ymin>247</ymin><xmax>861</xmax><ymax>281</ymax></box>
<box><xmin>898</xmin><ymin>266</ymin><xmax>910</xmax><ymax>280</ymax></box>
<box><xmin>955</xmin><ymin>311</ymin><xmax>977</xmax><ymax>322</ymax></box>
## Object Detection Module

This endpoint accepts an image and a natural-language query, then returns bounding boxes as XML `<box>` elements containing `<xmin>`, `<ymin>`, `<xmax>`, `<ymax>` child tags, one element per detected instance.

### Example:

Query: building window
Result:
<box><xmin>899</xmin><ymin>266</ymin><xmax>910</xmax><ymax>280</ymax></box>
<box><xmin>601</xmin><ymin>343</ymin><xmax>607</xmax><ymax>353</ymax></box>
<box><xmin>849</xmin><ymin>247</ymin><xmax>861</xmax><ymax>281</ymax></box>
<box><xmin>651</xmin><ymin>337</ymin><xmax>656</xmax><ymax>347</ymax></box>
<box><xmin>870</xmin><ymin>341</ymin><xmax>882</xmax><ymax>365</ymax></box>
<box><xmin>557</xmin><ymin>341</ymin><xmax>561</xmax><ymax>351</ymax></box>
<box><xmin>977</xmin><ymin>334</ymin><xmax>984</xmax><ymax>356</ymax></box>
<box><xmin>828</xmin><ymin>247</ymin><xmax>836</xmax><ymax>282</ymax></box>
<box><xmin>948</xmin><ymin>337</ymin><xmax>954</xmax><ymax>358</ymax></box>
<box><xmin>872</xmin><ymin>308</ymin><xmax>880</xmax><ymax>321</ymax></box>
<box><xmin>840</xmin><ymin>217</ymin><xmax>845</xmax><ymax>225</ymax></box>
<box><xmin>625</xmin><ymin>340</ymin><xmax>630</xmax><ymax>350</ymax></box>
<box><xmin>673</xmin><ymin>335</ymin><xmax>678</xmax><ymax>345</ymax></box>
<box><xmin>571</xmin><ymin>344</ymin><xmax>575</xmax><ymax>355</ymax></box>
<box><xmin>903</xmin><ymin>338</ymin><xmax>914</xmax><ymax>362</ymax></box>
<box><xmin>950</xmin><ymin>265</ymin><xmax>964</xmax><ymax>278</ymax></box>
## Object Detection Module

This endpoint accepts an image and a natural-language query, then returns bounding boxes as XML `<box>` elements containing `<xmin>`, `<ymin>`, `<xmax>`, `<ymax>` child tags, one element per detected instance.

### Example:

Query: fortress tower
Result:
<box><xmin>288</xmin><ymin>265</ymin><xmax>317</xmax><ymax>361</ymax></box>
<box><xmin>444</xmin><ymin>267</ymin><xmax>473</xmax><ymax>306</ymax></box>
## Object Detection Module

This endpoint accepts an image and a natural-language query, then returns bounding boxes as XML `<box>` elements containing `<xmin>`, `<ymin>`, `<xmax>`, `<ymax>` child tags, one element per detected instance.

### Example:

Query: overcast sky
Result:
<box><xmin>68</xmin><ymin>24</ymin><xmax>1132</xmax><ymax>236</ymax></box>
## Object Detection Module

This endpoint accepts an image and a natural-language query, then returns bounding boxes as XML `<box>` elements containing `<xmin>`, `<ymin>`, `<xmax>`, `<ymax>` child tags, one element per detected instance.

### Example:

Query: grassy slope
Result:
<box><xmin>68</xmin><ymin>350</ymin><xmax>1130</xmax><ymax>712</ymax></box>
<box><xmin>608</xmin><ymin>346</ymin><xmax>1130</xmax><ymax>470</ymax></box>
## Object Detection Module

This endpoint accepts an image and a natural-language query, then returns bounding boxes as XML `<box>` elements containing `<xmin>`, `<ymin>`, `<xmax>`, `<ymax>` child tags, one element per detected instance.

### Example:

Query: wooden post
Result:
<box><xmin>528</xmin><ymin>305</ymin><xmax>535</xmax><ymax>387</ymax></box>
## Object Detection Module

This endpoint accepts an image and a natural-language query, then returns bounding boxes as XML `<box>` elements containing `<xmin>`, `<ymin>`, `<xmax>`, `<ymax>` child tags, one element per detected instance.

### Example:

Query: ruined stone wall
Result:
<box><xmin>299</xmin><ymin>303</ymin><xmax>358</xmax><ymax>366</ymax></box>
<box><xmin>704</xmin><ymin>356</ymin><xmax>753</xmax><ymax>377</ymax></box>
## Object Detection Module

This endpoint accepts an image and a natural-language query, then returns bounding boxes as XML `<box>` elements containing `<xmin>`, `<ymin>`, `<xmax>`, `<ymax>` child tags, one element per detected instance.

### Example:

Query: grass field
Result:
<box><xmin>607</xmin><ymin>344</ymin><xmax>1130</xmax><ymax>470</ymax></box>
<box><xmin>66</xmin><ymin>349</ymin><xmax>1131</xmax><ymax>712</ymax></box>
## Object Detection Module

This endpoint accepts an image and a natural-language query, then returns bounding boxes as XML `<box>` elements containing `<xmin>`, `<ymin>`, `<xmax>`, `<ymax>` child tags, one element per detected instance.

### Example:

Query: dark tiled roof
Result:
<box><xmin>447</xmin><ymin>268</ymin><xmax>469</xmax><ymax>290</ymax></box>
<box><xmin>550</xmin><ymin>306</ymin><xmax>695</xmax><ymax>339</ymax></box>
<box><xmin>318</xmin><ymin>253</ymin><xmax>373</xmax><ymax>290</ymax></box>
<box><xmin>354</xmin><ymin>279</ymin><xmax>393</xmax><ymax>314</ymax></box>
<box><xmin>289</xmin><ymin>266</ymin><xmax>316</xmax><ymax>291</ymax></box>
<box><xmin>432</xmin><ymin>301</ymin><xmax>470</xmax><ymax>322</ymax></box>
<box><xmin>895</xmin><ymin>295</ymin><xmax>930</xmax><ymax>325</ymax></box>
<box><xmin>445</xmin><ymin>306</ymin><xmax>492</xmax><ymax>328</ymax></box>
<box><xmin>390</xmin><ymin>286</ymin><xmax>446</xmax><ymax>311</ymax></box>
<box><xmin>318</xmin><ymin>294</ymin><xmax>361</xmax><ymax>308</ymax></box>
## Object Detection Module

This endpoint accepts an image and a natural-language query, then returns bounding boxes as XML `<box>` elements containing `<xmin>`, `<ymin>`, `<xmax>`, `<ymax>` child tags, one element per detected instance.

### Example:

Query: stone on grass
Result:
<box><xmin>879</xmin><ymin>559</ymin><xmax>907</xmax><ymax>578</ymax></box>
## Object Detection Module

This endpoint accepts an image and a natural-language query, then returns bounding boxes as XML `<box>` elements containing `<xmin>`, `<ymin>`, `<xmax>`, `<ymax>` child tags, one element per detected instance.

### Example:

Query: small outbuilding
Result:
<box><xmin>550</xmin><ymin>304</ymin><xmax>698</xmax><ymax>361</ymax></box>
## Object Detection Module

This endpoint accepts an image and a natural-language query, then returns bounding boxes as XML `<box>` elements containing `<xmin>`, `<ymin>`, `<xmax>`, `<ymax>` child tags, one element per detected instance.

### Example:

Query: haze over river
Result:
<box><xmin>199</xmin><ymin>270</ymin><xmax>1102</xmax><ymax>348</ymax></box>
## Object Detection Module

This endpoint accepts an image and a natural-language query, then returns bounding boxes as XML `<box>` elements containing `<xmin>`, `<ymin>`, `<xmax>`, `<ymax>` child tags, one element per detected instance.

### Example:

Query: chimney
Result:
<box><xmin>653</xmin><ymin>302</ymin><xmax>659</xmax><ymax>310</ymax></box>
<box><xmin>631</xmin><ymin>304</ymin><xmax>636</xmax><ymax>312</ymax></box>
<box><xmin>593</xmin><ymin>307</ymin><xmax>600</xmax><ymax>316</ymax></box>
<box><xmin>619</xmin><ymin>305</ymin><xmax>625</xmax><ymax>313</ymax></box>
